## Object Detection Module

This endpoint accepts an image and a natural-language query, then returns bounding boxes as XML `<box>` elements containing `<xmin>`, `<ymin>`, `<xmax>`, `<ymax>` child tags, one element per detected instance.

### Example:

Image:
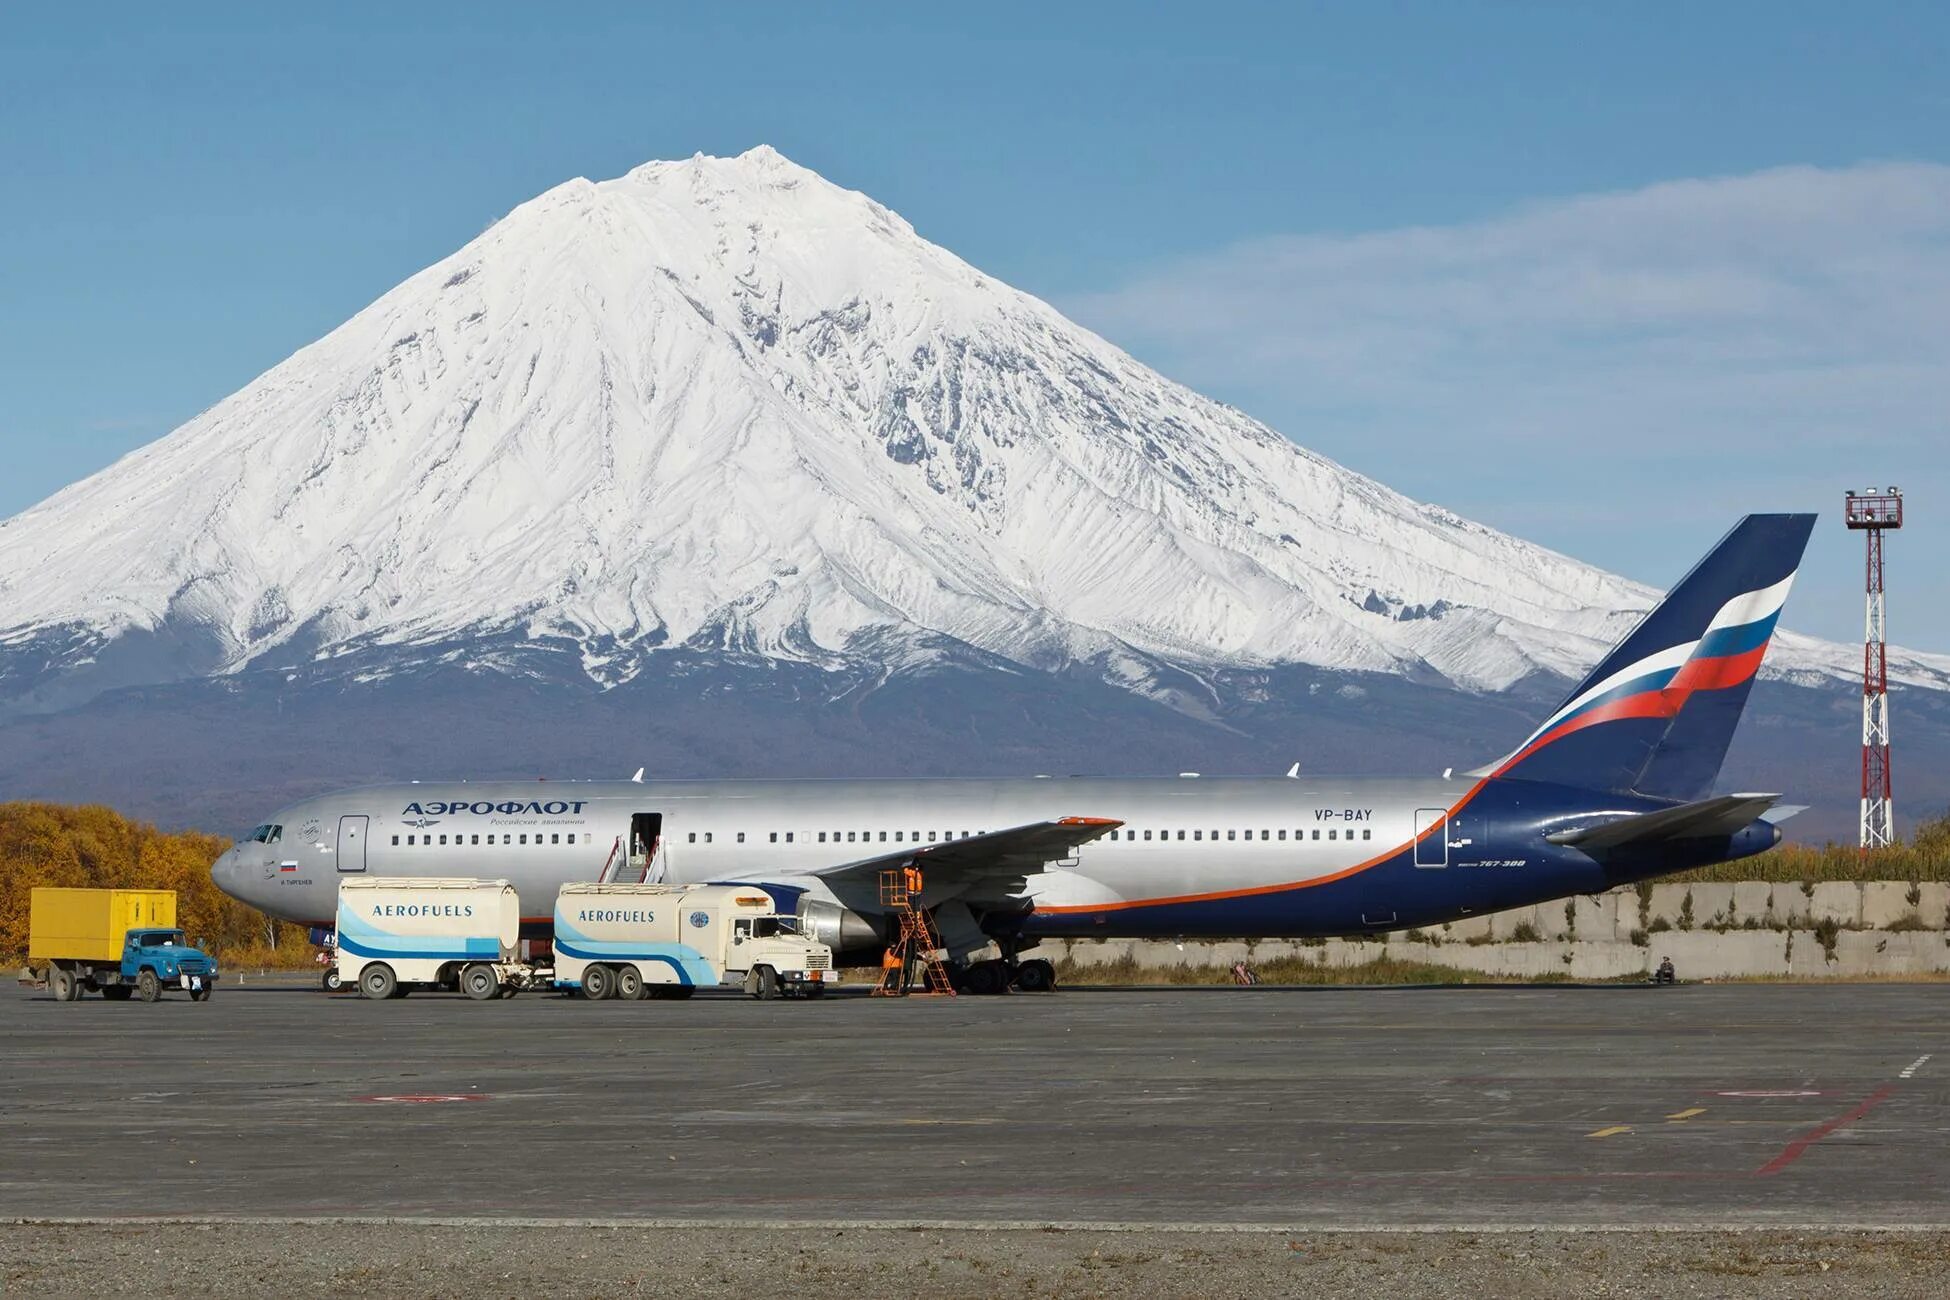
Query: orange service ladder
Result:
<box><xmin>871</xmin><ymin>866</ymin><xmax>956</xmax><ymax>997</ymax></box>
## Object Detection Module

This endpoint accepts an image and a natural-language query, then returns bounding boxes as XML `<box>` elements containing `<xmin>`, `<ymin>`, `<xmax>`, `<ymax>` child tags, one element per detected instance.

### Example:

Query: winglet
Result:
<box><xmin>630</xmin><ymin>767</ymin><xmax>645</xmax><ymax>783</ymax></box>
<box><xmin>1285</xmin><ymin>762</ymin><xmax>1301</xmax><ymax>778</ymax></box>
<box><xmin>1759</xmin><ymin>804</ymin><xmax>1808</xmax><ymax>825</ymax></box>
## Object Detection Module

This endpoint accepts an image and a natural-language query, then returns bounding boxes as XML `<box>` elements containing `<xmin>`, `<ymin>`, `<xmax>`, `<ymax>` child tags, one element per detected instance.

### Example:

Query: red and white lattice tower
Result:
<box><xmin>1844</xmin><ymin>487</ymin><xmax>1903</xmax><ymax>849</ymax></box>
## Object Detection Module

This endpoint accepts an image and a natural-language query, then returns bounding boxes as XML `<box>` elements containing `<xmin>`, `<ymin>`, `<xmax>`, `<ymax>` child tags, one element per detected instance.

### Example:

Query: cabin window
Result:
<box><xmin>1329</xmin><ymin>829</ymin><xmax>1338</xmax><ymax>840</ymax></box>
<box><xmin>1141</xmin><ymin>830</ymin><xmax>1151</xmax><ymax>841</ymax></box>
<box><xmin>487</xmin><ymin>834</ymin><xmax>496</xmax><ymax>845</ymax></box>
<box><xmin>894</xmin><ymin>831</ymin><xmax>903</xmax><ymax>842</ymax></box>
<box><xmin>817</xmin><ymin>832</ymin><xmax>826</xmax><ymax>843</ymax></box>
<box><xmin>737</xmin><ymin>832</ymin><xmax>745</xmax><ymax>844</ymax></box>
<box><xmin>688</xmin><ymin>832</ymin><xmax>697</xmax><ymax>843</ymax></box>
<box><xmin>1363</xmin><ymin>829</ymin><xmax>1372</xmax><ymax>841</ymax></box>
<box><xmin>928</xmin><ymin>832</ymin><xmax>937</xmax><ymax>842</ymax></box>
<box><xmin>1312</xmin><ymin>829</ymin><xmax>1321</xmax><ymax>841</ymax></box>
<box><xmin>471</xmin><ymin>834</ymin><xmax>479</xmax><ymax>845</ymax></box>
<box><xmin>1192</xmin><ymin>830</ymin><xmax>1201</xmax><ymax>841</ymax></box>
<box><xmin>879</xmin><ymin>831</ymin><xmax>887</xmax><ymax>842</ymax></box>
<box><xmin>785</xmin><ymin>832</ymin><xmax>794</xmax><ymax>843</ymax></box>
<box><xmin>1261</xmin><ymin>830</ymin><xmax>1269</xmax><ymax>841</ymax></box>
<box><xmin>391</xmin><ymin>835</ymin><xmax>400</xmax><ymax>846</ymax></box>
<box><xmin>768</xmin><ymin>832</ymin><xmax>777</xmax><ymax>843</ymax></box>
<box><xmin>517</xmin><ymin>834</ymin><xmax>526</xmax><ymax>845</ymax></box>
<box><xmin>1278</xmin><ymin>830</ymin><xmax>1287</xmax><ymax>841</ymax></box>
<box><xmin>547</xmin><ymin>833</ymin><xmax>556</xmax><ymax>844</ymax></box>
<box><xmin>704</xmin><ymin>832</ymin><xmax>713</xmax><ymax>844</ymax></box>
<box><xmin>847</xmin><ymin>832</ymin><xmax>856</xmax><ymax>843</ymax></box>
<box><xmin>1227</xmin><ymin>830</ymin><xmax>1236</xmax><ymax>841</ymax></box>
<box><xmin>406</xmin><ymin>835</ymin><xmax>415</xmax><ymax>846</ymax></box>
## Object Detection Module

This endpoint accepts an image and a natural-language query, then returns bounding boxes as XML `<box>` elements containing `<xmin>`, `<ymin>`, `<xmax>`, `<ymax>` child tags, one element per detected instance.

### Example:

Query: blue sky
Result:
<box><xmin>3</xmin><ymin>3</ymin><xmax>1946</xmax><ymax>647</ymax></box>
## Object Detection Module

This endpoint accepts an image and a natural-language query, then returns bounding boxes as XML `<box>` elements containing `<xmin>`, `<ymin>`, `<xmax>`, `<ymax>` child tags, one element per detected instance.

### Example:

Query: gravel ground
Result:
<box><xmin>4</xmin><ymin>1224</ymin><xmax>1947</xmax><ymax>1299</ymax></box>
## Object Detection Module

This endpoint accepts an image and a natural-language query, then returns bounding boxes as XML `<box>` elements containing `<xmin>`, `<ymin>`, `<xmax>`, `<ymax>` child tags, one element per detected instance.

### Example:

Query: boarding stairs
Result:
<box><xmin>871</xmin><ymin>866</ymin><xmax>956</xmax><ymax>998</ymax></box>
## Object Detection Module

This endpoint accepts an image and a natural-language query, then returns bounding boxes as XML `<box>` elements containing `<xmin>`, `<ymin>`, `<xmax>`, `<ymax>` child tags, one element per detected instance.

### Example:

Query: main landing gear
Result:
<box><xmin>950</xmin><ymin>955</ymin><xmax>1057</xmax><ymax>995</ymax></box>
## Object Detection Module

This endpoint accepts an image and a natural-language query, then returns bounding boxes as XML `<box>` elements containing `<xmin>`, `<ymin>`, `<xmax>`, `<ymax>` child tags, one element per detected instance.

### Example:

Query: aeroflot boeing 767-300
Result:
<box><xmin>213</xmin><ymin>514</ymin><xmax>1816</xmax><ymax>993</ymax></box>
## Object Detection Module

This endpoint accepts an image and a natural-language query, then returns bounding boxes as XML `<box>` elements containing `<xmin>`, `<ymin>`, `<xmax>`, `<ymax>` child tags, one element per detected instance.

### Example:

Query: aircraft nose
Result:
<box><xmin>211</xmin><ymin>847</ymin><xmax>246</xmax><ymax>901</ymax></box>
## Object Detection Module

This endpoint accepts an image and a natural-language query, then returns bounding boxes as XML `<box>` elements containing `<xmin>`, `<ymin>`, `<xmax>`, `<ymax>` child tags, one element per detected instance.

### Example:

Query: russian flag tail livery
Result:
<box><xmin>1491</xmin><ymin>513</ymin><xmax>1817</xmax><ymax>801</ymax></box>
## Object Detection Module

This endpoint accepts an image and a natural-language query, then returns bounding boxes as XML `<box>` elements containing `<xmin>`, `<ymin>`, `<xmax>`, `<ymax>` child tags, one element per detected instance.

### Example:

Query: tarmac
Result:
<box><xmin>2</xmin><ymin>979</ymin><xmax>1943</xmax><ymax>1227</ymax></box>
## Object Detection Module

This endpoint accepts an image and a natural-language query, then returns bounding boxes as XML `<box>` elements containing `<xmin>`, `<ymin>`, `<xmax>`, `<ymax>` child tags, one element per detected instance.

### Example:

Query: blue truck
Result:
<box><xmin>30</xmin><ymin>888</ymin><xmax>221</xmax><ymax>1003</ymax></box>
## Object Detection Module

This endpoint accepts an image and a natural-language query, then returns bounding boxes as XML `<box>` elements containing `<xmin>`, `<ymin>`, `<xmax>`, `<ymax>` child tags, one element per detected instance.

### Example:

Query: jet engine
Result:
<box><xmin>794</xmin><ymin>896</ymin><xmax>885</xmax><ymax>958</ymax></box>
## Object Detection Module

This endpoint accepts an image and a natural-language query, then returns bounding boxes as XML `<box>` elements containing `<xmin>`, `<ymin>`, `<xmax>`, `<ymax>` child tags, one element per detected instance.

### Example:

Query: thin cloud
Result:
<box><xmin>1066</xmin><ymin>162</ymin><xmax>1950</xmax><ymax>647</ymax></box>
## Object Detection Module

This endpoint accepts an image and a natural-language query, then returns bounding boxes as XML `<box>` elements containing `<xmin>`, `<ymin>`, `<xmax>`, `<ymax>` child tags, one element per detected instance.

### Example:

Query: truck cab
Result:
<box><xmin>723</xmin><ymin>910</ymin><xmax>833</xmax><ymax>998</ymax></box>
<box><xmin>119</xmin><ymin>928</ymin><xmax>219</xmax><ymax>1002</ymax></box>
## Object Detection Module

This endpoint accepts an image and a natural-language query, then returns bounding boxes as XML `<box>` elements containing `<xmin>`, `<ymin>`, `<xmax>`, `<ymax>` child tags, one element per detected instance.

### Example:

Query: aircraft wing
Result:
<box><xmin>1545</xmin><ymin>793</ymin><xmax>1780</xmax><ymax>853</ymax></box>
<box><xmin>805</xmin><ymin>816</ymin><xmax>1122</xmax><ymax>884</ymax></box>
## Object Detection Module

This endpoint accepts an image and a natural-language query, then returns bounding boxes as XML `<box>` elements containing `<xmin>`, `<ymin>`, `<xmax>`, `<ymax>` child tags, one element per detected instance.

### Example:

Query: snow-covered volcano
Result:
<box><xmin>0</xmin><ymin>146</ymin><xmax>1943</xmax><ymax>719</ymax></box>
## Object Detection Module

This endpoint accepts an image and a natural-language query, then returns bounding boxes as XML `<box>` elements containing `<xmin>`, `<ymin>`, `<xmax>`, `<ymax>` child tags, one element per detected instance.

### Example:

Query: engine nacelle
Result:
<box><xmin>795</xmin><ymin>896</ymin><xmax>885</xmax><ymax>956</ymax></box>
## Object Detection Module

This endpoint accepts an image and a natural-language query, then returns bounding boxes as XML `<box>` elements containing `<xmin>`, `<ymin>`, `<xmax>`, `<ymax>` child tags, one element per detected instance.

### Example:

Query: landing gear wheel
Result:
<box><xmin>582</xmin><ymin>963</ymin><xmax>616</xmax><ymax>1001</ymax></box>
<box><xmin>102</xmin><ymin>984</ymin><xmax>133</xmax><ymax>1001</ymax></box>
<box><xmin>136</xmin><ymin>969</ymin><xmax>162</xmax><ymax>1003</ymax></box>
<box><xmin>358</xmin><ymin>963</ymin><xmax>397</xmax><ymax>1001</ymax></box>
<box><xmin>961</xmin><ymin>961</ymin><xmax>1008</xmax><ymax>996</ymax></box>
<box><xmin>461</xmin><ymin>963</ymin><xmax>500</xmax><ymax>1001</ymax></box>
<box><xmin>615</xmin><ymin>965</ymin><xmax>645</xmax><ymax>1000</ymax></box>
<box><xmin>752</xmin><ymin>966</ymin><xmax>781</xmax><ymax>1000</ymax></box>
<box><xmin>189</xmin><ymin>985</ymin><xmax>212</xmax><ymax>1002</ymax></box>
<box><xmin>321</xmin><ymin>968</ymin><xmax>343</xmax><ymax>993</ymax></box>
<box><xmin>1012</xmin><ymin>959</ymin><xmax>1056</xmax><ymax>993</ymax></box>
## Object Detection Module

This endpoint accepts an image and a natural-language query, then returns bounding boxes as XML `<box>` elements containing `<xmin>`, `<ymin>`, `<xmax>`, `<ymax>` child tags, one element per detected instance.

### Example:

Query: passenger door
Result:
<box><xmin>1413</xmin><ymin>808</ymin><xmax>1448</xmax><ymax>868</ymax></box>
<box><xmin>336</xmin><ymin>815</ymin><xmax>369</xmax><ymax>872</ymax></box>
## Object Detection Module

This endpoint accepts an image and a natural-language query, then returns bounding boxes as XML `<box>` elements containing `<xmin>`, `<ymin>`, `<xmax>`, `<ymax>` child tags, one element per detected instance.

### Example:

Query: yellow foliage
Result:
<box><xmin>0</xmin><ymin>802</ymin><xmax>314</xmax><ymax>965</ymax></box>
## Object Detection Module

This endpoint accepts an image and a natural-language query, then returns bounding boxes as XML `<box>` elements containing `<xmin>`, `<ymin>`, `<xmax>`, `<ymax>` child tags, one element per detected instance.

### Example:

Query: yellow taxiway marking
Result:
<box><xmin>1587</xmin><ymin>1125</ymin><xmax>1632</xmax><ymax>1138</ymax></box>
<box><xmin>1667</xmin><ymin>1107</ymin><xmax>1707</xmax><ymax>1122</ymax></box>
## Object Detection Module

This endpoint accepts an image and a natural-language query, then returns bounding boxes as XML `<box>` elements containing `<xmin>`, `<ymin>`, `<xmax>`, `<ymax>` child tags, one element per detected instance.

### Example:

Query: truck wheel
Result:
<box><xmin>136</xmin><ymin>969</ymin><xmax>161</xmax><ymax>1003</ymax></box>
<box><xmin>189</xmin><ymin>985</ymin><xmax>212</xmax><ymax>1003</ymax></box>
<box><xmin>359</xmin><ymin>963</ymin><xmax>397</xmax><ymax>1001</ymax></box>
<box><xmin>321</xmin><ymin>969</ymin><xmax>343</xmax><ymax>993</ymax></box>
<box><xmin>803</xmin><ymin>981</ymin><xmax>826</xmax><ymax>1000</ymax></box>
<box><xmin>582</xmin><ymin>964</ymin><xmax>615</xmax><ymax>1001</ymax></box>
<box><xmin>102</xmin><ymin>984</ymin><xmax>133</xmax><ymax>1001</ymax></box>
<box><xmin>461</xmin><ymin>964</ymin><xmax>500</xmax><ymax>1001</ymax></box>
<box><xmin>756</xmin><ymin>966</ymin><xmax>781</xmax><ymax>1000</ymax></box>
<box><xmin>615</xmin><ymin>965</ymin><xmax>645</xmax><ymax>1000</ymax></box>
<box><xmin>47</xmin><ymin>963</ymin><xmax>76</xmax><ymax>1002</ymax></box>
<box><xmin>671</xmin><ymin>985</ymin><xmax>696</xmax><ymax>1000</ymax></box>
<box><xmin>1012</xmin><ymin>959</ymin><xmax>1056</xmax><ymax>993</ymax></box>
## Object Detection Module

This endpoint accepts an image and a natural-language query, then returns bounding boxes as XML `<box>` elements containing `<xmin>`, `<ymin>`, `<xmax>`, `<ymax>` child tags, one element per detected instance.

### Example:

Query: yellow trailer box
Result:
<box><xmin>29</xmin><ymin>888</ymin><xmax>178</xmax><ymax>963</ymax></box>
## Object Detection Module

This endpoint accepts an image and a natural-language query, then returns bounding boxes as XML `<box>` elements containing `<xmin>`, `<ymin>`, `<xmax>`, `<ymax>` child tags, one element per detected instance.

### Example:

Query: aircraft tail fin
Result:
<box><xmin>1488</xmin><ymin>513</ymin><xmax>1816</xmax><ymax>800</ymax></box>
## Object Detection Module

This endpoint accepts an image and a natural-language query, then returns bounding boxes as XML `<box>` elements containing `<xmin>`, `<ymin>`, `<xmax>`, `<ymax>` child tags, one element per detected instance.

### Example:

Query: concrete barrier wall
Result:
<box><xmin>1038</xmin><ymin>881</ymin><xmax>1950</xmax><ymax>980</ymax></box>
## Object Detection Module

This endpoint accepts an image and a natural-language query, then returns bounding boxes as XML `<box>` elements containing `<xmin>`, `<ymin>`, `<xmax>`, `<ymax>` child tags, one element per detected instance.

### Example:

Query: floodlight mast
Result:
<box><xmin>1843</xmin><ymin>487</ymin><xmax>1903</xmax><ymax>850</ymax></box>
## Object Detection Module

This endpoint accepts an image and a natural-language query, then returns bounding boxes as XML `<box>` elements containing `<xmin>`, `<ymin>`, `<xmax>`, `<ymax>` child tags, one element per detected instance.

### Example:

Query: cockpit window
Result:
<box><xmin>245</xmin><ymin>824</ymin><xmax>283</xmax><ymax>844</ymax></box>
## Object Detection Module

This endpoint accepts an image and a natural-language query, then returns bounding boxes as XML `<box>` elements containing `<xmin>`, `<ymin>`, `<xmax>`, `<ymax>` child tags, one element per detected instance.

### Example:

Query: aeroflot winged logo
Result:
<box><xmin>403</xmin><ymin>800</ymin><xmax>590</xmax><ymax>816</ymax></box>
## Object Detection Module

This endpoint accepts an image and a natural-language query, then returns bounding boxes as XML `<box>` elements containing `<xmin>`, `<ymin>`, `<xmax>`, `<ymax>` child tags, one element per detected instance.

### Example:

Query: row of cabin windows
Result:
<box><xmin>392</xmin><ymin>827</ymin><xmax>1369</xmax><ymax>849</ymax></box>
<box><xmin>687</xmin><ymin>831</ymin><xmax>985</xmax><ymax>845</ymax></box>
<box><xmin>393</xmin><ymin>832</ymin><xmax>593</xmax><ymax>847</ymax></box>
<box><xmin>1109</xmin><ymin>828</ymin><xmax>1372</xmax><ymax>842</ymax></box>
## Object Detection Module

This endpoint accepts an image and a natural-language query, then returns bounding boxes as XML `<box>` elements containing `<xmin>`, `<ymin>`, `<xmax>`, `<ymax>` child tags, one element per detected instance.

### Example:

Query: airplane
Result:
<box><xmin>213</xmin><ymin>513</ymin><xmax>1815</xmax><ymax>994</ymax></box>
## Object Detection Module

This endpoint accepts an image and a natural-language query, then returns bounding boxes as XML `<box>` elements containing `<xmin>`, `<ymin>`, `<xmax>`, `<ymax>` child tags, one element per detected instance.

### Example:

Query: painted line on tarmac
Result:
<box><xmin>1586</xmin><ymin>1125</ymin><xmax>1632</xmax><ymax>1138</ymax></box>
<box><xmin>1665</xmin><ymin>1108</ymin><xmax>1706</xmax><ymax>1122</ymax></box>
<box><xmin>1755</xmin><ymin>1085</ymin><xmax>1897</xmax><ymax>1177</ymax></box>
<box><xmin>10</xmin><ymin>1215</ymin><xmax>1950</xmax><ymax>1234</ymax></box>
<box><xmin>1899</xmin><ymin>1054</ymin><xmax>1931</xmax><ymax>1079</ymax></box>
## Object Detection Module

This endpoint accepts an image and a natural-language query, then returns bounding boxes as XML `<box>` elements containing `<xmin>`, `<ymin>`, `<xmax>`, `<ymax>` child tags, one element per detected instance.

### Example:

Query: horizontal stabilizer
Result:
<box><xmin>1545</xmin><ymin>793</ymin><xmax>1780</xmax><ymax>853</ymax></box>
